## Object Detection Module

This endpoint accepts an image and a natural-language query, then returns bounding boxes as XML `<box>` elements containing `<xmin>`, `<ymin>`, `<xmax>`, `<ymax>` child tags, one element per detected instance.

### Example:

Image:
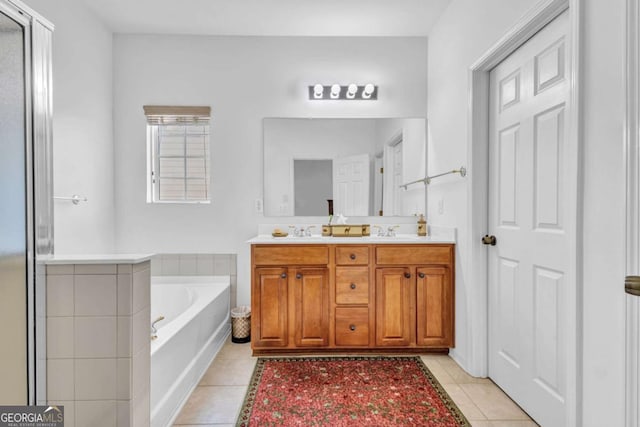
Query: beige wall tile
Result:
<box><xmin>74</xmin><ymin>275</ymin><xmax>117</xmax><ymax>316</ymax></box>
<box><xmin>47</xmin><ymin>275</ymin><xmax>74</xmax><ymax>317</ymax></box>
<box><xmin>117</xmin><ymin>358</ymin><xmax>132</xmax><ymax>400</ymax></box>
<box><xmin>133</xmin><ymin>260</ymin><xmax>150</xmax><ymax>273</ymax></box>
<box><xmin>132</xmin><ymin>269</ymin><xmax>150</xmax><ymax>314</ymax></box>
<box><xmin>47</xmin><ymin>317</ymin><xmax>74</xmax><ymax>359</ymax></box>
<box><xmin>117</xmin><ymin>275</ymin><xmax>133</xmax><ymax>316</ymax></box>
<box><xmin>132</xmin><ymin>342</ymin><xmax>150</xmax><ymax>400</ymax></box>
<box><xmin>74</xmin><ymin>264</ymin><xmax>117</xmax><ymax>275</ymax></box>
<box><xmin>75</xmin><ymin>400</ymin><xmax>117</xmax><ymax>427</ymax></box>
<box><xmin>47</xmin><ymin>265</ymin><xmax>74</xmax><ymax>275</ymax></box>
<box><xmin>132</xmin><ymin>307</ymin><xmax>150</xmax><ymax>356</ymax></box>
<box><xmin>75</xmin><ymin>358</ymin><xmax>117</xmax><ymax>400</ymax></box>
<box><xmin>47</xmin><ymin>401</ymin><xmax>74</xmax><ymax>427</ymax></box>
<box><xmin>74</xmin><ymin>317</ymin><xmax>117</xmax><ymax>358</ymax></box>
<box><xmin>117</xmin><ymin>400</ymin><xmax>132</xmax><ymax>427</ymax></box>
<box><xmin>117</xmin><ymin>316</ymin><xmax>132</xmax><ymax>358</ymax></box>
<box><xmin>179</xmin><ymin>255</ymin><xmax>197</xmax><ymax>275</ymax></box>
<box><xmin>47</xmin><ymin>359</ymin><xmax>74</xmax><ymax>401</ymax></box>
<box><xmin>196</xmin><ymin>255</ymin><xmax>215</xmax><ymax>275</ymax></box>
<box><xmin>161</xmin><ymin>256</ymin><xmax>180</xmax><ymax>275</ymax></box>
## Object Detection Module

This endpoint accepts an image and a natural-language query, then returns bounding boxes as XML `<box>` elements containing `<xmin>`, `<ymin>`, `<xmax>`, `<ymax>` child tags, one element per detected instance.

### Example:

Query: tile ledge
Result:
<box><xmin>42</xmin><ymin>254</ymin><xmax>154</xmax><ymax>265</ymax></box>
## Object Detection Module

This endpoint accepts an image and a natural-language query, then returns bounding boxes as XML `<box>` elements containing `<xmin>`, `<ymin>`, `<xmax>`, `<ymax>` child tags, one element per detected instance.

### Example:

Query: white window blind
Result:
<box><xmin>144</xmin><ymin>106</ymin><xmax>211</xmax><ymax>203</ymax></box>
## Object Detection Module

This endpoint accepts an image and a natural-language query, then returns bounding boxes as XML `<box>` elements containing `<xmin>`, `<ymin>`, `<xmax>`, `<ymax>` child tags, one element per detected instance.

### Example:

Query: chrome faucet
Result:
<box><xmin>288</xmin><ymin>225</ymin><xmax>315</xmax><ymax>237</ymax></box>
<box><xmin>151</xmin><ymin>315</ymin><xmax>165</xmax><ymax>340</ymax></box>
<box><xmin>385</xmin><ymin>225</ymin><xmax>400</xmax><ymax>237</ymax></box>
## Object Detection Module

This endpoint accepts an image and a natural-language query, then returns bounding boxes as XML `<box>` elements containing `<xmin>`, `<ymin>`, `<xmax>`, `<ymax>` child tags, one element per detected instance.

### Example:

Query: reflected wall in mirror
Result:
<box><xmin>263</xmin><ymin>118</ymin><xmax>427</xmax><ymax>217</ymax></box>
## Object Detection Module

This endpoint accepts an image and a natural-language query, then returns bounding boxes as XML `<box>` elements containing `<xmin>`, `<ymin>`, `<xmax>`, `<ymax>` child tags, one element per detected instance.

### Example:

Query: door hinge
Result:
<box><xmin>380</xmin><ymin>167</ymin><xmax>384</xmax><ymax>174</ymax></box>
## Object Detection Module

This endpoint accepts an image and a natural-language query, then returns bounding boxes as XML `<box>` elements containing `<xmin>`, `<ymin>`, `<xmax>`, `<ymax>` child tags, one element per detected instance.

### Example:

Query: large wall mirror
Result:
<box><xmin>263</xmin><ymin>118</ymin><xmax>427</xmax><ymax>217</ymax></box>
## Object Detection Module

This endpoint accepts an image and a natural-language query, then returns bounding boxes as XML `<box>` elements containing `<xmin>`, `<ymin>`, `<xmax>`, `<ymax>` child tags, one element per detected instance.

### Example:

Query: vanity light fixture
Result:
<box><xmin>313</xmin><ymin>84</ymin><xmax>324</xmax><ymax>99</ymax></box>
<box><xmin>346</xmin><ymin>83</ymin><xmax>358</xmax><ymax>99</ymax></box>
<box><xmin>308</xmin><ymin>84</ymin><xmax>378</xmax><ymax>100</ymax></box>
<box><xmin>330</xmin><ymin>84</ymin><xmax>341</xmax><ymax>99</ymax></box>
<box><xmin>362</xmin><ymin>83</ymin><xmax>375</xmax><ymax>99</ymax></box>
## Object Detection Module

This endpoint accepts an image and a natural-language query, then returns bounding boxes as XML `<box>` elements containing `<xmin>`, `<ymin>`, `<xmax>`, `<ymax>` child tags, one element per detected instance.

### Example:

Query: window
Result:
<box><xmin>144</xmin><ymin>106</ymin><xmax>211</xmax><ymax>203</ymax></box>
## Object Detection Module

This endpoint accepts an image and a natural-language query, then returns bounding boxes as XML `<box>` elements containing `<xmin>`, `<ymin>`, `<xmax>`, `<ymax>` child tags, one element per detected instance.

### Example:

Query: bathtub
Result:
<box><xmin>150</xmin><ymin>276</ymin><xmax>231</xmax><ymax>427</ymax></box>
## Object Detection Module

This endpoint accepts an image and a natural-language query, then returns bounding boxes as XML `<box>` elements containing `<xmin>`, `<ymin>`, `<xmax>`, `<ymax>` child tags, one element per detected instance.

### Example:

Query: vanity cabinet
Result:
<box><xmin>251</xmin><ymin>246</ymin><xmax>330</xmax><ymax>349</ymax></box>
<box><xmin>251</xmin><ymin>243</ymin><xmax>454</xmax><ymax>354</ymax></box>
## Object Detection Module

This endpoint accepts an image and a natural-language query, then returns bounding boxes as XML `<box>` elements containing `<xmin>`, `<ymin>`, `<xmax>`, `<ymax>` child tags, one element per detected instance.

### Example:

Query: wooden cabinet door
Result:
<box><xmin>375</xmin><ymin>267</ymin><xmax>413</xmax><ymax>346</ymax></box>
<box><xmin>292</xmin><ymin>268</ymin><xmax>329</xmax><ymax>347</ymax></box>
<box><xmin>253</xmin><ymin>268</ymin><xmax>288</xmax><ymax>347</ymax></box>
<box><xmin>416</xmin><ymin>267</ymin><xmax>453</xmax><ymax>347</ymax></box>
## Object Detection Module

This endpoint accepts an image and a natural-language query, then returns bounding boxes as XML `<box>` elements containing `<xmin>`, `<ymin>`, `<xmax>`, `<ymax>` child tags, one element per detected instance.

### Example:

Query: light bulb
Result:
<box><xmin>363</xmin><ymin>83</ymin><xmax>375</xmax><ymax>99</ymax></box>
<box><xmin>330</xmin><ymin>84</ymin><xmax>341</xmax><ymax>99</ymax></box>
<box><xmin>313</xmin><ymin>84</ymin><xmax>324</xmax><ymax>99</ymax></box>
<box><xmin>347</xmin><ymin>84</ymin><xmax>358</xmax><ymax>99</ymax></box>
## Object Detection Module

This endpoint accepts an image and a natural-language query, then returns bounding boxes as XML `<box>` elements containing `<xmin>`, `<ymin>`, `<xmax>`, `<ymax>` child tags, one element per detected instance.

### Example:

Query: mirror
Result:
<box><xmin>263</xmin><ymin>117</ymin><xmax>427</xmax><ymax>217</ymax></box>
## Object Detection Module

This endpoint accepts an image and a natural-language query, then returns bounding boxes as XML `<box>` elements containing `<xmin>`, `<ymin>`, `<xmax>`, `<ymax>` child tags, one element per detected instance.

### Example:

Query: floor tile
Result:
<box><xmin>420</xmin><ymin>357</ymin><xmax>456</xmax><ymax>384</ymax></box>
<box><xmin>216</xmin><ymin>339</ymin><xmax>253</xmax><ymax>360</ymax></box>
<box><xmin>460</xmin><ymin>383</ymin><xmax>531</xmax><ymax>421</ymax></box>
<box><xmin>174</xmin><ymin>386</ymin><xmax>246</xmax><ymax>425</ymax></box>
<box><xmin>440</xmin><ymin>382</ymin><xmax>487</xmax><ymax>421</ymax></box>
<box><xmin>199</xmin><ymin>357</ymin><xmax>257</xmax><ymax>386</ymax></box>
<box><xmin>438</xmin><ymin>358</ymin><xmax>492</xmax><ymax>384</ymax></box>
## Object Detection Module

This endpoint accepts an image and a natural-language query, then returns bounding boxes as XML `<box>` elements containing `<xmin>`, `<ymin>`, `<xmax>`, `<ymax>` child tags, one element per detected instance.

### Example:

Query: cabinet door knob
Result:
<box><xmin>349</xmin><ymin>325</ymin><xmax>356</xmax><ymax>331</ymax></box>
<box><xmin>281</xmin><ymin>273</ymin><xmax>287</xmax><ymax>279</ymax></box>
<box><xmin>418</xmin><ymin>272</ymin><xmax>425</xmax><ymax>279</ymax></box>
<box><xmin>296</xmin><ymin>273</ymin><xmax>302</xmax><ymax>279</ymax></box>
<box><xmin>350</xmin><ymin>253</ymin><xmax>356</xmax><ymax>260</ymax></box>
<box><xmin>350</xmin><ymin>283</ymin><xmax>356</xmax><ymax>289</ymax></box>
<box><xmin>404</xmin><ymin>272</ymin><xmax>411</xmax><ymax>279</ymax></box>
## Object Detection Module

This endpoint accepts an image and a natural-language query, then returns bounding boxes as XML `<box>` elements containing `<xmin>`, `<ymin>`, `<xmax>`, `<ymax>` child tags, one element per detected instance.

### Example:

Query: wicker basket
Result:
<box><xmin>231</xmin><ymin>306</ymin><xmax>251</xmax><ymax>343</ymax></box>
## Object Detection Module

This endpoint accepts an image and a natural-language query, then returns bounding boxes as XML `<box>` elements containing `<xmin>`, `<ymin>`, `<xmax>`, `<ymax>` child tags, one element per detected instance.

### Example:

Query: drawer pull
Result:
<box><xmin>404</xmin><ymin>272</ymin><xmax>411</xmax><ymax>279</ymax></box>
<box><xmin>281</xmin><ymin>273</ymin><xmax>287</xmax><ymax>279</ymax></box>
<box><xmin>350</xmin><ymin>283</ymin><xmax>356</xmax><ymax>289</ymax></box>
<box><xmin>350</xmin><ymin>253</ymin><xmax>357</xmax><ymax>260</ymax></box>
<box><xmin>349</xmin><ymin>324</ymin><xmax>356</xmax><ymax>331</ymax></box>
<box><xmin>418</xmin><ymin>272</ymin><xmax>425</xmax><ymax>279</ymax></box>
<box><xmin>296</xmin><ymin>273</ymin><xmax>302</xmax><ymax>279</ymax></box>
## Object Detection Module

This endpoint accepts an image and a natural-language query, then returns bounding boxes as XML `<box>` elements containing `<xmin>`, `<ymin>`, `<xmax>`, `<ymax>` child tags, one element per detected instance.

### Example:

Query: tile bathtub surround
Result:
<box><xmin>46</xmin><ymin>260</ymin><xmax>151</xmax><ymax>427</ymax></box>
<box><xmin>151</xmin><ymin>253</ymin><xmax>238</xmax><ymax>307</ymax></box>
<box><xmin>174</xmin><ymin>338</ymin><xmax>536</xmax><ymax>426</ymax></box>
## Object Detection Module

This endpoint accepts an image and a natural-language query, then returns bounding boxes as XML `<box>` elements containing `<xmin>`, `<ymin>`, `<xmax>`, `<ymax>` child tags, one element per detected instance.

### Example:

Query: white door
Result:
<box><xmin>488</xmin><ymin>11</ymin><xmax>571</xmax><ymax>427</ymax></box>
<box><xmin>382</xmin><ymin>141</ymin><xmax>404</xmax><ymax>216</ymax></box>
<box><xmin>333</xmin><ymin>153</ymin><xmax>370</xmax><ymax>216</ymax></box>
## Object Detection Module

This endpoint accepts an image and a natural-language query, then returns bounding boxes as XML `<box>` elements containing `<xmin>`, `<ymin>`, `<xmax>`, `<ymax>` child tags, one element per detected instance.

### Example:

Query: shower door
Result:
<box><xmin>0</xmin><ymin>0</ymin><xmax>52</xmax><ymax>405</ymax></box>
<box><xmin>0</xmin><ymin>3</ymin><xmax>33</xmax><ymax>405</ymax></box>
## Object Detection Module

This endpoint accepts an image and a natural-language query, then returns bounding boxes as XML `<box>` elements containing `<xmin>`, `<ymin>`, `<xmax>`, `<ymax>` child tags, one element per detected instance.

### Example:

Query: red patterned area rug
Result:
<box><xmin>236</xmin><ymin>356</ymin><xmax>470</xmax><ymax>426</ymax></box>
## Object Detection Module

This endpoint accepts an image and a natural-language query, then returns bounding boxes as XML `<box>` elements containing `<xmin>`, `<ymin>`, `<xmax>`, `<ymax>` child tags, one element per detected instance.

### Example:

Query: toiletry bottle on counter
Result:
<box><xmin>417</xmin><ymin>214</ymin><xmax>427</xmax><ymax>236</ymax></box>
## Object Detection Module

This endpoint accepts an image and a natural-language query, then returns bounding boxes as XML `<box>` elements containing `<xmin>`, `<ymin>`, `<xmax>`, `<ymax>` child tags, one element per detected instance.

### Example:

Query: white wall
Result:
<box><xmin>24</xmin><ymin>0</ymin><xmax>116</xmax><ymax>253</ymax></box>
<box><xmin>113</xmin><ymin>35</ymin><xmax>428</xmax><ymax>307</ymax></box>
<box><xmin>428</xmin><ymin>0</ymin><xmax>627</xmax><ymax>425</ymax></box>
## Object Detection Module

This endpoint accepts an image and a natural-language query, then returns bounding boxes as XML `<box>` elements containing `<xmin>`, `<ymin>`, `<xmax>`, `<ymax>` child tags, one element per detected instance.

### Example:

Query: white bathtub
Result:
<box><xmin>150</xmin><ymin>276</ymin><xmax>231</xmax><ymax>427</ymax></box>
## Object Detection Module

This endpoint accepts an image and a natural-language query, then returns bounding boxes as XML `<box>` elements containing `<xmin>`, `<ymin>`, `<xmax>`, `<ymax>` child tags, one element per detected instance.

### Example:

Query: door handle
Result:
<box><xmin>281</xmin><ymin>273</ymin><xmax>287</xmax><ymax>279</ymax></box>
<box><xmin>404</xmin><ymin>272</ymin><xmax>411</xmax><ymax>279</ymax></box>
<box><xmin>350</xmin><ymin>283</ymin><xmax>356</xmax><ymax>289</ymax></box>
<box><xmin>418</xmin><ymin>272</ymin><xmax>425</xmax><ymax>279</ymax></box>
<box><xmin>482</xmin><ymin>235</ymin><xmax>497</xmax><ymax>246</ymax></box>
<box><xmin>296</xmin><ymin>273</ymin><xmax>302</xmax><ymax>279</ymax></box>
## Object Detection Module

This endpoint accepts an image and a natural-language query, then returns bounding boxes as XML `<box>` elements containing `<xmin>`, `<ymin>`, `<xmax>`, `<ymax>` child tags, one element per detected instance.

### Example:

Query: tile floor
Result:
<box><xmin>173</xmin><ymin>337</ymin><xmax>538</xmax><ymax>426</ymax></box>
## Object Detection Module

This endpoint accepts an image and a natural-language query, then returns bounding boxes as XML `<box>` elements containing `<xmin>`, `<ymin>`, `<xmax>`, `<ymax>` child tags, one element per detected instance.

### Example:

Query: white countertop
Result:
<box><xmin>247</xmin><ymin>234</ymin><xmax>455</xmax><ymax>244</ymax></box>
<box><xmin>42</xmin><ymin>254</ymin><xmax>154</xmax><ymax>265</ymax></box>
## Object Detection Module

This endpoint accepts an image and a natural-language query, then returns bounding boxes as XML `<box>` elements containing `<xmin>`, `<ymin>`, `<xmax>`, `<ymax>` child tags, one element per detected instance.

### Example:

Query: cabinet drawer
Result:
<box><xmin>376</xmin><ymin>245</ymin><xmax>452</xmax><ymax>265</ymax></box>
<box><xmin>335</xmin><ymin>267</ymin><xmax>369</xmax><ymax>304</ymax></box>
<box><xmin>336</xmin><ymin>246</ymin><xmax>369</xmax><ymax>265</ymax></box>
<box><xmin>335</xmin><ymin>307</ymin><xmax>369</xmax><ymax>346</ymax></box>
<box><xmin>253</xmin><ymin>246</ymin><xmax>329</xmax><ymax>265</ymax></box>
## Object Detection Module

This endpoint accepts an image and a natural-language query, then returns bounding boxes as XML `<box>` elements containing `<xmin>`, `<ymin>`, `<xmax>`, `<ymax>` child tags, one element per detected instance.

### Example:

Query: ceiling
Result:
<box><xmin>78</xmin><ymin>0</ymin><xmax>451</xmax><ymax>37</ymax></box>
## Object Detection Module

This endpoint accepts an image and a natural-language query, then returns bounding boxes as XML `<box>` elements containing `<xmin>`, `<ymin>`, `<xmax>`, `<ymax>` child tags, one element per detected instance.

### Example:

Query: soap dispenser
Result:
<box><xmin>417</xmin><ymin>214</ymin><xmax>427</xmax><ymax>236</ymax></box>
